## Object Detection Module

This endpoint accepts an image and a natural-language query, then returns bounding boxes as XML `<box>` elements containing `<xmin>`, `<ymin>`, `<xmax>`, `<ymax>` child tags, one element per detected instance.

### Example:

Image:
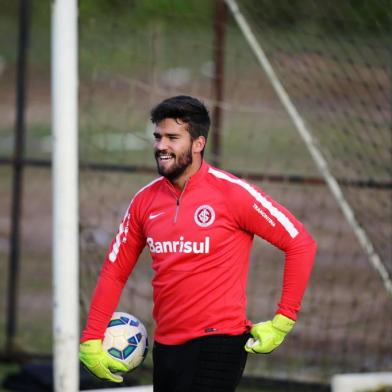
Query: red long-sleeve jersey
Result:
<box><xmin>81</xmin><ymin>161</ymin><xmax>317</xmax><ymax>345</ymax></box>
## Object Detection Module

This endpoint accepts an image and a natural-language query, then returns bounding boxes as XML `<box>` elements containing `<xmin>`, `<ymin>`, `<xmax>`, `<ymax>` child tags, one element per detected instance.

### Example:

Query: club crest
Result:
<box><xmin>194</xmin><ymin>205</ymin><xmax>215</xmax><ymax>227</ymax></box>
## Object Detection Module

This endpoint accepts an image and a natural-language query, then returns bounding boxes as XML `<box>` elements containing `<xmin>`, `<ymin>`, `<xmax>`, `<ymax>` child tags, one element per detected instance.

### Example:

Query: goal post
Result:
<box><xmin>51</xmin><ymin>0</ymin><xmax>79</xmax><ymax>391</ymax></box>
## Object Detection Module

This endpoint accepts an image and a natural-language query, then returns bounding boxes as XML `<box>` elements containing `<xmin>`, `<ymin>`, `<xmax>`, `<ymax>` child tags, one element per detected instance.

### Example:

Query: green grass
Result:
<box><xmin>0</xmin><ymin>362</ymin><xmax>281</xmax><ymax>392</ymax></box>
<box><xmin>0</xmin><ymin>363</ymin><xmax>20</xmax><ymax>392</ymax></box>
<box><xmin>0</xmin><ymin>366</ymin><xmax>284</xmax><ymax>392</ymax></box>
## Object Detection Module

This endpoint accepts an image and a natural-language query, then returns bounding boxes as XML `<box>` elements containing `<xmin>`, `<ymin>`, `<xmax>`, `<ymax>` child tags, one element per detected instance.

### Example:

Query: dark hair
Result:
<box><xmin>150</xmin><ymin>95</ymin><xmax>211</xmax><ymax>143</ymax></box>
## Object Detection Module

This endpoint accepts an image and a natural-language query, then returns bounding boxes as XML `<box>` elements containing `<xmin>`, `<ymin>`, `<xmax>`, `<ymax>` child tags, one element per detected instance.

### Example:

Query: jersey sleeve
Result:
<box><xmin>81</xmin><ymin>194</ymin><xmax>146</xmax><ymax>342</ymax></box>
<box><xmin>230</xmin><ymin>180</ymin><xmax>317</xmax><ymax>321</ymax></box>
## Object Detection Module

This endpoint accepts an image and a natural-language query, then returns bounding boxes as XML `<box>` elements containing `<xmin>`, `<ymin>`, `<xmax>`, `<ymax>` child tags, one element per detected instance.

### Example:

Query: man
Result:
<box><xmin>80</xmin><ymin>95</ymin><xmax>317</xmax><ymax>391</ymax></box>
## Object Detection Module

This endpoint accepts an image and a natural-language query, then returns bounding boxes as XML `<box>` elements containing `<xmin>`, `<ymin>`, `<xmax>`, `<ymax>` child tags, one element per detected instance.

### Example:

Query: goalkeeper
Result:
<box><xmin>80</xmin><ymin>95</ymin><xmax>317</xmax><ymax>391</ymax></box>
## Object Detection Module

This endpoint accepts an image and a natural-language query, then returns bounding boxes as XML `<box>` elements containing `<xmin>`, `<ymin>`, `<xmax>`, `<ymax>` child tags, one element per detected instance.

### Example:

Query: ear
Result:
<box><xmin>192</xmin><ymin>136</ymin><xmax>206</xmax><ymax>154</ymax></box>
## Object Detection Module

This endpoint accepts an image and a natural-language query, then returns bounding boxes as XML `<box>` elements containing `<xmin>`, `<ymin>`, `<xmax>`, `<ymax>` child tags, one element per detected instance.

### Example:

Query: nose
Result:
<box><xmin>155</xmin><ymin>137</ymin><xmax>167</xmax><ymax>151</ymax></box>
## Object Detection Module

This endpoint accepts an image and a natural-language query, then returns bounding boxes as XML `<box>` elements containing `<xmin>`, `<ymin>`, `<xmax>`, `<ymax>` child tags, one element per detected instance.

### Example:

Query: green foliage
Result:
<box><xmin>241</xmin><ymin>0</ymin><xmax>392</xmax><ymax>34</ymax></box>
<box><xmin>79</xmin><ymin>0</ymin><xmax>213</xmax><ymax>29</ymax></box>
<box><xmin>77</xmin><ymin>0</ymin><xmax>214</xmax><ymax>77</ymax></box>
<box><xmin>317</xmin><ymin>0</ymin><xmax>392</xmax><ymax>34</ymax></box>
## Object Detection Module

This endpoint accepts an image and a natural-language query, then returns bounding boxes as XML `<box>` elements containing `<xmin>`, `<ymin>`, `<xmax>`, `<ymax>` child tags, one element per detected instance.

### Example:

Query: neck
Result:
<box><xmin>172</xmin><ymin>158</ymin><xmax>203</xmax><ymax>190</ymax></box>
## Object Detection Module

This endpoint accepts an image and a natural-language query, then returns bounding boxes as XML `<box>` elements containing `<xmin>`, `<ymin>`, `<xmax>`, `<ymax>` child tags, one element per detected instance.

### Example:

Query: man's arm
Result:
<box><xmin>80</xmin><ymin>196</ymin><xmax>146</xmax><ymax>380</ymax></box>
<box><xmin>231</xmin><ymin>179</ymin><xmax>317</xmax><ymax>352</ymax></box>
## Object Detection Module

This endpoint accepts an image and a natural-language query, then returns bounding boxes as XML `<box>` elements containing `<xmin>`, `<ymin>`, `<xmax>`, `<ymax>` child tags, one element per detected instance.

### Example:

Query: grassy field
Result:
<box><xmin>0</xmin><ymin>361</ymin><xmax>315</xmax><ymax>392</ymax></box>
<box><xmin>0</xmin><ymin>364</ymin><xmax>19</xmax><ymax>392</ymax></box>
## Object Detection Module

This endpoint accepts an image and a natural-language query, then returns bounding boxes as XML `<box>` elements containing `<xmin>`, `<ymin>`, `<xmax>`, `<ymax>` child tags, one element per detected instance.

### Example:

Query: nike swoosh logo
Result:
<box><xmin>149</xmin><ymin>212</ymin><xmax>165</xmax><ymax>220</ymax></box>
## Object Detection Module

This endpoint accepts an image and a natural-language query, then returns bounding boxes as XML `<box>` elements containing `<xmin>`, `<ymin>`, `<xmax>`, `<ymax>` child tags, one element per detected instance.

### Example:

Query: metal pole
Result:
<box><xmin>211</xmin><ymin>0</ymin><xmax>226</xmax><ymax>167</ymax></box>
<box><xmin>52</xmin><ymin>0</ymin><xmax>79</xmax><ymax>390</ymax></box>
<box><xmin>6</xmin><ymin>0</ymin><xmax>31</xmax><ymax>356</ymax></box>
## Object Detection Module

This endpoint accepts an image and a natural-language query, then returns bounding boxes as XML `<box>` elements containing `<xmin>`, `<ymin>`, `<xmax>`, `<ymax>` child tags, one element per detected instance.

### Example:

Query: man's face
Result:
<box><xmin>153</xmin><ymin>118</ymin><xmax>194</xmax><ymax>181</ymax></box>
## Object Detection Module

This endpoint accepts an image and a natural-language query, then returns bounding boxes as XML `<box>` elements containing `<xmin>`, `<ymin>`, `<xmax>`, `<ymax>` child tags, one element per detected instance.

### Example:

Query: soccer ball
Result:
<box><xmin>102</xmin><ymin>312</ymin><xmax>148</xmax><ymax>371</ymax></box>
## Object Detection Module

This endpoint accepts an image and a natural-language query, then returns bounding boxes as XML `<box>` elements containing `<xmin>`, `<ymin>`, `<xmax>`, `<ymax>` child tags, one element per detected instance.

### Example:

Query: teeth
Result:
<box><xmin>159</xmin><ymin>154</ymin><xmax>173</xmax><ymax>160</ymax></box>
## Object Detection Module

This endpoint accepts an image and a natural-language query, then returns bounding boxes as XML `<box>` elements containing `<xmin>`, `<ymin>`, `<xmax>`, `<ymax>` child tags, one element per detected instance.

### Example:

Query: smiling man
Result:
<box><xmin>154</xmin><ymin>118</ymin><xmax>202</xmax><ymax>185</ymax></box>
<box><xmin>80</xmin><ymin>95</ymin><xmax>317</xmax><ymax>392</ymax></box>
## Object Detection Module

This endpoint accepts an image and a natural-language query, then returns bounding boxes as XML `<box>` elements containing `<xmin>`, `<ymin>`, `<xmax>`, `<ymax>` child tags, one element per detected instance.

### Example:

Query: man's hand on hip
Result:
<box><xmin>245</xmin><ymin>314</ymin><xmax>295</xmax><ymax>354</ymax></box>
<box><xmin>80</xmin><ymin>339</ymin><xmax>129</xmax><ymax>383</ymax></box>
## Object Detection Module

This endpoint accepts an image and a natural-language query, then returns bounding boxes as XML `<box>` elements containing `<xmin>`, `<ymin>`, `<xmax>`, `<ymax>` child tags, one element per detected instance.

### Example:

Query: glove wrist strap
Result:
<box><xmin>272</xmin><ymin>314</ymin><xmax>295</xmax><ymax>333</ymax></box>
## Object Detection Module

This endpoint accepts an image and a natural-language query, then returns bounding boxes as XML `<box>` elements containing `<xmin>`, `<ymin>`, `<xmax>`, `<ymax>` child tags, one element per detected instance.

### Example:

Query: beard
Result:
<box><xmin>155</xmin><ymin>146</ymin><xmax>193</xmax><ymax>181</ymax></box>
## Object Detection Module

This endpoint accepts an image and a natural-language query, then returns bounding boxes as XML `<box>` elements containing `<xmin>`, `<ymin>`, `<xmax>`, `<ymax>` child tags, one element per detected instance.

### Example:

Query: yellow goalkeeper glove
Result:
<box><xmin>80</xmin><ymin>339</ymin><xmax>129</xmax><ymax>383</ymax></box>
<box><xmin>245</xmin><ymin>314</ymin><xmax>295</xmax><ymax>354</ymax></box>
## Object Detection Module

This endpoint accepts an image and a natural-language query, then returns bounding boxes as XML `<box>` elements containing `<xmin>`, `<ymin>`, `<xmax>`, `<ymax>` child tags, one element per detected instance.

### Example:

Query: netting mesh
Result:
<box><xmin>0</xmin><ymin>0</ymin><xmax>391</xmax><ymax>386</ymax></box>
<box><xmin>77</xmin><ymin>0</ymin><xmax>392</xmax><ymax>382</ymax></box>
<box><xmin>236</xmin><ymin>0</ymin><xmax>391</xmax><ymax>271</ymax></box>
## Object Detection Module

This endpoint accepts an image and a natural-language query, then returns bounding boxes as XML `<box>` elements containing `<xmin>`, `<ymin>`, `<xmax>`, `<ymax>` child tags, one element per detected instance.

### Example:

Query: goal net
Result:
<box><xmin>77</xmin><ymin>0</ymin><xmax>391</xmax><ymax>383</ymax></box>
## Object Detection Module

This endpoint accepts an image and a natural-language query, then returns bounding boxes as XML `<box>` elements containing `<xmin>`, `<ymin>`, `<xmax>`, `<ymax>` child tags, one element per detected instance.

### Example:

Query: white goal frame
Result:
<box><xmin>52</xmin><ymin>0</ymin><xmax>79</xmax><ymax>391</ymax></box>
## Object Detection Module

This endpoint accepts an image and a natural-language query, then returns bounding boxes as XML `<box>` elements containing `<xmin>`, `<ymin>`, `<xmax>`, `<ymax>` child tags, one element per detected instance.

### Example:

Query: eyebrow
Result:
<box><xmin>153</xmin><ymin>131</ymin><xmax>181</xmax><ymax>137</ymax></box>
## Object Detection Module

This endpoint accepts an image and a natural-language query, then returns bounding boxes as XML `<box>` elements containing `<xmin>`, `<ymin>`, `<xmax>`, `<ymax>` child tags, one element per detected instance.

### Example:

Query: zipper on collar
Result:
<box><xmin>174</xmin><ymin>198</ymin><xmax>180</xmax><ymax>223</ymax></box>
<box><xmin>173</xmin><ymin>181</ymin><xmax>188</xmax><ymax>223</ymax></box>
